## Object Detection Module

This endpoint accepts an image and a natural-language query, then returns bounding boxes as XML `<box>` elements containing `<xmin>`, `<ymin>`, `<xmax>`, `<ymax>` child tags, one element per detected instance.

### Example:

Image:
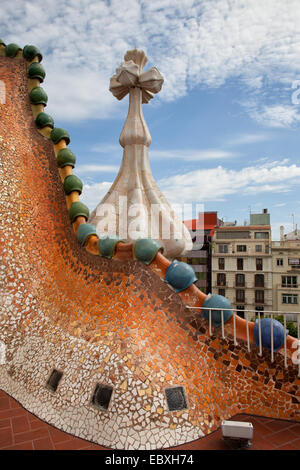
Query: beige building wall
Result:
<box><xmin>212</xmin><ymin>225</ymin><xmax>272</xmax><ymax>319</ymax></box>
<box><xmin>272</xmin><ymin>237</ymin><xmax>300</xmax><ymax>321</ymax></box>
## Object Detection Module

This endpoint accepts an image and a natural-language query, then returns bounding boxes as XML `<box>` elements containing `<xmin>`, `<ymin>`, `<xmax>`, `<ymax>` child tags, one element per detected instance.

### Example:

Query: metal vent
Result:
<box><xmin>91</xmin><ymin>384</ymin><xmax>113</xmax><ymax>411</ymax></box>
<box><xmin>165</xmin><ymin>386</ymin><xmax>188</xmax><ymax>411</ymax></box>
<box><xmin>46</xmin><ymin>369</ymin><xmax>63</xmax><ymax>392</ymax></box>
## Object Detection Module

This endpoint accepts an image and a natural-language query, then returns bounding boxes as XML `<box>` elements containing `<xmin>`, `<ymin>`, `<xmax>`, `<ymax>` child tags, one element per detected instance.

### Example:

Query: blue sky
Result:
<box><xmin>2</xmin><ymin>0</ymin><xmax>300</xmax><ymax>239</ymax></box>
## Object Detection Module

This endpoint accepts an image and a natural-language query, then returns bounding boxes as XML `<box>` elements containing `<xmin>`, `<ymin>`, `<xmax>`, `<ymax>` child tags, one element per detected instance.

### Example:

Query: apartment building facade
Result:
<box><xmin>182</xmin><ymin>212</ymin><xmax>222</xmax><ymax>294</ymax></box>
<box><xmin>211</xmin><ymin>210</ymin><xmax>272</xmax><ymax>318</ymax></box>
<box><xmin>272</xmin><ymin>226</ymin><xmax>300</xmax><ymax>321</ymax></box>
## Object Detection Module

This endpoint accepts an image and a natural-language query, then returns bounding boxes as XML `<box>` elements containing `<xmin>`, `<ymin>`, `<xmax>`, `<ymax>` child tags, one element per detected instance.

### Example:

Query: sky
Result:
<box><xmin>2</xmin><ymin>0</ymin><xmax>300</xmax><ymax>240</ymax></box>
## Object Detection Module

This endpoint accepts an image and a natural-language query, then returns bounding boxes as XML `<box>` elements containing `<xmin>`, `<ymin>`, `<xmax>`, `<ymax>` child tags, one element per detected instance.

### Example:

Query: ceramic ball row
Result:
<box><xmin>0</xmin><ymin>40</ymin><xmax>42</xmax><ymax>61</ymax></box>
<box><xmin>76</xmin><ymin>226</ymin><xmax>202</xmax><ymax>292</ymax></box>
<box><xmin>201</xmin><ymin>296</ymin><xmax>287</xmax><ymax>351</ymax></box>
<box><xmin>77</xmin><ymin>226</ymin><xmax>164</xmax><ymax>264</ymax></box>
<box><xmin>9</xmin><ymin>41</ymin><xmax>91</xmax><ymax>226</ymax></box>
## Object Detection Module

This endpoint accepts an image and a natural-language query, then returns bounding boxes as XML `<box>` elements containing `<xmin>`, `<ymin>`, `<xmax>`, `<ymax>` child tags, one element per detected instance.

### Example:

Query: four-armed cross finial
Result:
<box><xmin>109</xmin><ymin>49</ymin><xmax>164</xmax><ymax>104</ymax></box>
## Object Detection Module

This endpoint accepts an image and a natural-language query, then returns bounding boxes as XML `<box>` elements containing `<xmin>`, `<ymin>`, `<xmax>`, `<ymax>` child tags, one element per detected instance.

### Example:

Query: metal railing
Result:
<box><xmin>186</xmin><ymin>306</ymin><xmax>300</xmax><ymax>377</ymax></box>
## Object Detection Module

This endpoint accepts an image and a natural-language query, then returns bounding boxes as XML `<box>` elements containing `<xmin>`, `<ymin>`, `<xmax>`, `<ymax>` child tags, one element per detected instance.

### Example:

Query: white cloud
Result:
<box><xmin>224</xmin><ymin>133</ymin><xmax>270</xmax><ymax>147</ymax></box>
<box><xmin>80</xmin><ymin>181</ymin><xmax>112</xmax><ymax>210</ymax></box>
<box><xmin>79</xmin><ymin>160</ymin><xmax>300</xmax><ymax>212</ymax></box>
<box><xmin>76</xmin><ymin>164</ymin><xmax>119</xmax><ymax>173</ymax></box>
<box><xmin>90</xmin><ymin>143</ymin><xmax>120</xmax><ymax>154</ymax></box>
<box><xmin>249</xmin><ymin>105</ymin><xmax>300</xmax><ymax>128</ymax></box>
<box><xmin>157</xmin><ymin>161</ymin><xmax>300</xmax><ymax>204</ymax></box>
<box><xmin>150</xmin><ymin>148</ymin><xmax>237</xmax><ymax>161</ymax></box>
<box><xmin>241</xmin><ymin>76</ymin><xmax>264</xmax><ymax>90</ymax></box>
<box><xmin>244</xmin><ymin>184</ymin><xmax>291</xmax><ymax>195</ymax></box>
<box><xmin>90</xmin><ymin>143</ymin><xmax>237</xmax><ymax>161</ymax></box>
<box><xmin>2</xmin><ymin>0</ymin><xmax>300</xmax><ymax>122</ymax></box>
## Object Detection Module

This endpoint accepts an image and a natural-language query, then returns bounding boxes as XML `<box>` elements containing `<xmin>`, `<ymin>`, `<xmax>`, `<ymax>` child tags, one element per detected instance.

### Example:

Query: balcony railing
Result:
<box><xmin>186</xmin><ymin>306</ymin><xmax>300</xmax><ymax>376</ymax></box>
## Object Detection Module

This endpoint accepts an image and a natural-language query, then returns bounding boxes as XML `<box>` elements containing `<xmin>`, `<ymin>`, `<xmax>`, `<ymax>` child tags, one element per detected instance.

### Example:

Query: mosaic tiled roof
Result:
<box><xmin>0</xmin><ymin>40</ymin><xmax>299</xmax><ymax>450</ymax></box>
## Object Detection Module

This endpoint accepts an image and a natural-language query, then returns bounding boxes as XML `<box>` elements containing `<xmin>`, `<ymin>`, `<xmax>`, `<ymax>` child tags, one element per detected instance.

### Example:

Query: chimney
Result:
<box><xmin>280</xmin><ymin>225</ymin><xmax>284</xmax><ymax>241</ymax></box>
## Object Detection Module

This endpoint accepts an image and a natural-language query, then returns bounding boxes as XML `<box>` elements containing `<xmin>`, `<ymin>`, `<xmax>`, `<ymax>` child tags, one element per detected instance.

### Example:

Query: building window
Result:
<box><xmin>218</xmin><ymin>258</ymin><xmax>225</xmax><ymax>270</ymax></box>
<box><xmin>256</xmin><ymin>258</ymin><xmax>263</xmax><ymax>270</ymax></box>
<box><xmin>236</xmin><ymin>273</ymin><xmax>245</xmax><ymax>287</ymax></box>
<box><xmin>281</xmin><ymin>276</ymin><xmax>298</xmax><ymax>288</ymax></box>
<box><xmin>254</xmin><ymin>232</ymin><xmax>269</xmax><ymax>239</ymax></box>
<box><xmin>236</xmin><ymin>305</ymin><xmax>245</xmax><ymax>319</ymax></box>
<box><xmin>255</xmin><ymin>274</ymin><xmax>264</xmax><ymax>287</ymax></box>
<box><xmin>277</xmin><ymin>258</ymin><xmax>283</xmax><ymax>266</ymax></box>
<box><xmin>256</xmin><ymin>245</ymin><xmax>262</xmax><ymax>252</ymax></box>
<box><xmin>265</xmin><ymin>245</ymin><xmax>270</xmax><ymax>254</ymax></box>
<box><xmin>236</xmin><ymin>289</ymin><xmax>245</xmax><ymax>302</ymax></box>
<box><xmin>196</xmin><ymin>272</ymin><xmax>206</xmax><ymax>280</ymax></box>
<box><xmin>255</xmin><ymin>290</ymin><xmax>264</xmax><ymax>304</ymax></box>
<box><xmin>218</xmin><ymin>244</ymin><xmax>228</xmax><ymax>253</ymax></box>
<box><xmin>217</xmin><ymin>273</ymin><xmax>226</xmax><ymax>286</ymax></box>
<box><xmin>237</xmin><ymin>245</ymin><xmax>247</xmax><ymax>252</ymax></box>
<box><xmin>288</xmin><ymin>258</ymin><xmax>300</xmax><ymax>266</ymax></box>
<box><xmin>255</xmin><ymin>306</ymin><xmax>264</xmax><ymax>315</ymax></box>
<box><xmin>216</xmin><ymin>231</ymin><xmax>250</xmax><ymax>239</ymax></box>
<box><xmin>282</xmin><ymin>294</ymin><xmax>298</xmax><ymax>304</ymax></box>
<box><xmin>218</xmin><ymin>288</ymin><xmax>225</xmax><ymax>297</ymax></box>
<box><xmin>237</xmin><ymin>258</ymin><xmax>243</xmax><ymax>270</ymax></box>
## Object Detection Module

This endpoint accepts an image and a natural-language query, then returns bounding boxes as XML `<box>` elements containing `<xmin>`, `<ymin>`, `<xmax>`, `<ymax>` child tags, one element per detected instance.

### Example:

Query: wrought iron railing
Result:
<box><xmin>187</xmin><ymin>306</ymin><xmax>300</xmax><ymax>377</ymax></box>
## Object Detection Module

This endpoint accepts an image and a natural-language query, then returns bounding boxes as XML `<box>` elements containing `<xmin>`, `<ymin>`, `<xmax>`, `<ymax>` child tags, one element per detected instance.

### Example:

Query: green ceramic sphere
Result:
<box><xmin>35</xmin><ymin>112</ymin><xmax>54</xmax><ymax>129</ymax></box>
<box><xmin>69</xmin><ymin>202</ymin><xmax>89</xmax><ymax>223</ymax></box>
<box><xmin>97</xmin><ymin>235</ymin><xmax>122</xmax><ymax>259</ymax></box>
<box><xmin>22</xmin><ymin>44</ymin><xmax>42</xmax><ymax>62</ymax></box>
<box><xmin>28</xmin><ymin>62</ymin><xmax>46</xmax><ymax>82</ymax></box>
<box><xmin>5</xmin><ymin>43</ymin><xmax>21</xmax><ymax>58</ymax></box>
<box><xmin>56</xmin><ymin>148</ymin><xmax>76</xmax><ymax>168</ymax></box>
<box><xmin>50</xmin><ymin>128</ymin><xmax>70</xmax><ymax>145</ymax></box>
<box><xmin>29</xmin><ymin>87</ymin><xmax>48</xmax><ymax>106</ymax></box>
<box><xmin>133</xmin><ymin>238</ymin><xmax>163</xmax><ymax>265</ymax></box>
<box><xmin>77</xmin><ymin>223</ymin><xmax>98</xmax><ymax>246</ymax></box>
<box><xmin>63</xmin><ymin>174</ymin><xmax>83</xmax><ymax>195</ymax></box>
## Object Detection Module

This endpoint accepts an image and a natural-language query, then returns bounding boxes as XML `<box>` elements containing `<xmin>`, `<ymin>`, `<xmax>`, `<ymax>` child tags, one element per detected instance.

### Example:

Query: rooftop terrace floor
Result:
<box><xmin>0</xmin><ymin>389</ymin><xmax>299</xmax><ymax>451</ymax></box>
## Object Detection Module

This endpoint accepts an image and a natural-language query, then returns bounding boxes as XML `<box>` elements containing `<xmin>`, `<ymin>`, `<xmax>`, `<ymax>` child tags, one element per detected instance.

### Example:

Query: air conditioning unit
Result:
<box><xmin>221</xmin><ymin>420</ymin><xmax>253</xmax><ymax>449</ymax></box>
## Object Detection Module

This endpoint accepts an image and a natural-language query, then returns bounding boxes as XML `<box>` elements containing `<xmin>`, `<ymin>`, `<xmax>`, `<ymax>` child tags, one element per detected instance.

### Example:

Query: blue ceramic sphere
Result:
<box><xmin>164</xmin><ymin>260</ymin><xmax>198</xmax><ymax>292</ymax></box>
<box><xmin>254</xmin><ymin>318</ymin><xmax>288</xmax><ymax>352</ymax></box>
<box><xmin>201</xmin><ymin>294</ymin><xmax>233</xmax><ymax>327</ymax></box>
